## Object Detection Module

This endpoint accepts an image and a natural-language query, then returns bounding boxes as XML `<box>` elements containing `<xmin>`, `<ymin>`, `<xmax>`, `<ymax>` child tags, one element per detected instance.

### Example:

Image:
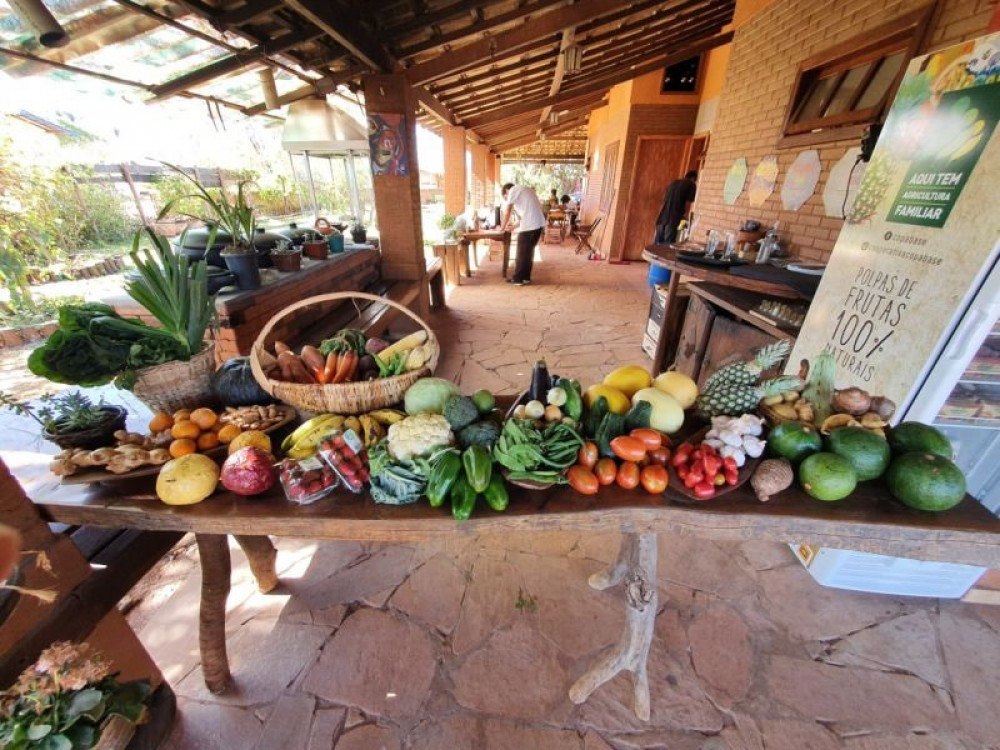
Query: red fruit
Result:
<box><xmin>677</xmin><ymin>463</ymin><xmax>689</xmax><ymax>480</ymax></box>
<box><xmin>594</xmin><ymin>458</ymin><xmax>617</xmax><ymax>485</ymax></box>
<box><xmin>693</xmin><ymin>482</ymin><xmax>716</xmax><ymax>499</ymax></box>
<box><xmin>567</xmin><ymin>466</ymin><xmax>599</xmax><ymax>495</ymax></box>
<box><xmin>648</xmin><ymin>446</ymin><xmax>671</xmax><ymax>466</ymax></box>
<box><xmin>578</xmin><ymin>442</ymin><xmax>599</xmax><ymax>469</ymax></box>
<box><xmin>221</xmin><ymin>447</ymin><xmax>276</xmax><ymax>496</ymax></box>
<box><xmin>640</xmin><ymin>464</ymin><xmax>668</xmax><ymax>493</ymax></box>
<box><xmin>722</xmin><ymin>456</ymin><xmax>738</xmax><ymax>472</ymax></box>
<box><xmin>616</xmin><ymin>461</ymin><xmax>640</xmax><ymax>490</ymax></box>
<box><xmin>724</xmin><ymin>467</ymin><xmax>739</xmax><ymax>486</ymax></box>
<box><xmin>629</xmin><ymin>428</ymin><xmax>663</xmax><ymax>451</ymax></box>
<box><xmin>703</xmin><ymin>455</ymin><xmax>721</xmax><ymax>477</ymax></box>
<box><xmin>610</xmin><ymin>436</ymin><xmax>647</xmax><ymax>463</ymax></box>
<box><xmin>683</xmin><ymin>471</ymin><xmax>700</xmax><ymax>489</ymax></box>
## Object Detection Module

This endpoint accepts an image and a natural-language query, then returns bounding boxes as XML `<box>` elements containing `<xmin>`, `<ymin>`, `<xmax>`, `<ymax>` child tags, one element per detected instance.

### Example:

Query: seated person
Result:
<box><xmin>560</xmin><ymin>194</ymin><xmax>578</xmax><ymax>226</ymax></box>
<box><xmin>547</xmin><ymin>189</ymin><xmax>560</xmax><ymax>210</ymax></box>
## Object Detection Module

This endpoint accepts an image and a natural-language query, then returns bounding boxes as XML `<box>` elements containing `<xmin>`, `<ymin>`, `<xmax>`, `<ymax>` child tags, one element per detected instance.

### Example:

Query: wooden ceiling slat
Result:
<box><xmin>281</xmin><ymin>0</ymin><xmax>392</xmax><ymax>71</ymax></box>
<box><xmin>380</xmin><ymin>0</ymin><xmax>494</xmax><ymax>38</ymax></box>
<box><xmin>445</xmin><ymin>71</ymin><xmax>555</xmax><ymax>111</ymax></box>
<box><xmin>217</xmin><ymin>0</ymin><xmax>284</xmax><ymax>28</ymax></box>
<box><xmin>465</xmin><ymin>29</ymin><xmax>732</xmax><ymax>127</ymax></box>
<box><xmin>404</xmin><ymin>0</ymin><xmax>640</xmax><ymax>86</ymax></box>
<box><xmin>577</xmin><ymin>0</ymin><xmax>723</xmax><ymax>55</ymax></box>
<box><xmin>429</xmin><ymin>48</ymin><xmax>558</xmax><ymax>94</ymax></box>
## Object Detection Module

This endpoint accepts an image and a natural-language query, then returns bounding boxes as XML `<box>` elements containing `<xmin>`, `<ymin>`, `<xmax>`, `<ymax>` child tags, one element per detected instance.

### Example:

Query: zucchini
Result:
<box><xmin>596</xmin><ymin>412</ymin><xmax>628</xmax><ymax>458</ymax></box>
<box><xmin>483</xmin><ymin>473</ymin><xmax>509</xmax><ymax>512</ymax></box>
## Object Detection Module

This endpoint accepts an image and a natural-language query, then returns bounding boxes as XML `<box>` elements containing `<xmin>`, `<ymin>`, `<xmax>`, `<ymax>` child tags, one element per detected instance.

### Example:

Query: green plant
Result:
<box><xmin>0</xmin><ymin>390</ymin><xmax>111</xmax><ymax>435</ymax></box>
<box><xmin>437</xmin><ymin>214</ymin><xmax>456</xmax><ymax>231</ymax></box>
<box><xmin>0</xmin><ymin>296</ymin><xmax>85</xmax><ymax>328</ymax></box>
<box><xmin>127</xmin><ymin>228</ymin><xmax>215</xmax><ymax>356</ymax></box>
<box><xmin>157</xmin><ymin>163</ymin><xmax>256</xmax><ymax>252</ymax></box>
<box><xmin>0</xmin><ymin>641</ymin><xmax>151</xmax><ymax>749</ymax></box>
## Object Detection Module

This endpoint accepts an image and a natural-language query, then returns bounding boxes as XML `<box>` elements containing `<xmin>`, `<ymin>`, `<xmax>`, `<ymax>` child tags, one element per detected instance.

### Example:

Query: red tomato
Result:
<box><xmin>703</xmin><ymin>455</ymin><xmax>721</xmax><ymax>477</ymax></box>
<box><xmin>683</xmin><ymin>471</ymin><xmax>700</xmax><ymax>489</ymax></box>
<box><xmin>616</xmin><ymin>461</ymin><xmax>640</xmax><ymax>490</ymax></box>
<box><xmin>629</xmin><ymin>428</ymin><xmax>663</xmax><ymax>451</ymax></box>
<box><xmin>610</xmin><ymin>436</ymin><xmax>647</xmax><ymax>463</ymax></box>
<box><xmin>640</xmin><ymin>464</ymin><xmax>668</xmax><ymax>493</ymax></box>
<box><xmin>677</xmin><ymin>463</ymin><xmax>689</xmax><ymax>480</ymax></box>
<box><xmin>693</xmin><ymin>481</ymin><xmax>716</xmax><ymax>499</ymax></box>
<box><xmin>676</xmin><ymin>442</ymin><xmax>693</xmax><ymax>458</ymax></box>
<box><xmin>594</xmin><ymin>458</ymin><xmax>618</xmax><ymax>486</ymax></box>
<box><xmin>671</xmin><ymin>451</ymin><xmax>689</xmax><ymax>468</ymax></box>
<box><xmin>567</xmin><ymin>466</ymin><xmax>600</xmax><ymax>495</ymax></box>
<box><xmin>691</xmin><ymin>449</ymin><xmax>703</xmax><ymax>463</ymax></box>
<box><xmin>722</xmin><ymin>456</ymin><xmax>738</xmax><ymax>472</ymax></box>
<box><xmin>648</xmin><ymin>446</ymin><xmax>671</xmax><ymax>466</ymax></box>
<box><xmin>700</xmin><ymin>442</ymin><xmax>717</xmax><ymax>457</ymax></box>
<box><xmin>724</xmin><ymin>467</ymin><xmax>739</xmax><ymax>486</ymax></box>
<box><xmin>578</xmin><ymin>441</ymin><xmax>598</xmax><ymax>469</ymax></box>
<box><xmin>688</xmin><ymin>465</ymin><xmax>705</xmax><ymax>484</ymax></box>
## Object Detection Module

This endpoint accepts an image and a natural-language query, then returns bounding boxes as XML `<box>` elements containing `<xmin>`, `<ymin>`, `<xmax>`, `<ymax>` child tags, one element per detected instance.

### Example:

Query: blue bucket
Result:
<box><xmin>648</xmin><ymin>264</ymin><xmax>671</xmax><ymax>287</ymax></box>
<box><xmin>328</xmin><ymin>234</ymin><xmax>345</xmax><ymax>253</ymax></box>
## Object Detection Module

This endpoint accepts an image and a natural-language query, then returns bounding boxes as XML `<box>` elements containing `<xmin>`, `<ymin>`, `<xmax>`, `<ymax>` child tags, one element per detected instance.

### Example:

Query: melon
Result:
<box><xmin>156</xmin><ymin>454</ymin><xmax>220</xmax><ymax>506</ymax></box>
<box><xmin>653</xmin><ymin>371</ymin><xmax>698</xmax><ymax>409</ymax></box>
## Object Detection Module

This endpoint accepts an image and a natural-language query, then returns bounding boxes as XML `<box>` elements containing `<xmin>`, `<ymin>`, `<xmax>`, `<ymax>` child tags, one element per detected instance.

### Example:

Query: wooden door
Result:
<box><xmin>620</xmin><ymin>136</ymin><xmax>690</xmax><ymax>261</ymax></box>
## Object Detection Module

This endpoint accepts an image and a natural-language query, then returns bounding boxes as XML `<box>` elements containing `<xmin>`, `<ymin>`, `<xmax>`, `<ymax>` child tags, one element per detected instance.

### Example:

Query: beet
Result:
<box><xmin>221</xmin><ymin>447</ymin><xmax>276</xmax><ymax>496</ymax></box>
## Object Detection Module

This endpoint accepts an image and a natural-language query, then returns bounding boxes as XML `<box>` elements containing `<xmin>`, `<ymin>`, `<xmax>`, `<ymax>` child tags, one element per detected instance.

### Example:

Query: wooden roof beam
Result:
<box><xmin>429</xmin><ymin>48</ymin><xmax>557</xmax><ymax>94</ymax></box>
<box><xmin>492</xmin><ymin>116</ymin><xmax>590</xmax><ymax>150</ymax></box>
<box><xmin>215</xmin><ymin>0</ymin><xmax>283</xmax><ymax>28</ymax></box>
<box><xmin>280</xmin><ymin>0</ymin><xmax>392</xmax><ymax>71</ymax></box>
<box><xmin>382</xmin><ymin>0</ymin><xmax>494</xmax><ymax>38</ymax></box>
<box><xmin>242</xmin><ymin>71</ymin><xmax>355</xmax><ymax>115</ymax></box>
<box><xmin>148</xmin><ymin>27</ymin><xmax>321</xmax><ymax>101</ymax></box>
<box><xmin>398</xmin><ymin>0</ymin><xmax>567</xmax><ymax>58</ymax></box>
<box><xmin>540</xmin><ymin>19</ymin><xmax>577</xmax><ymax>128</ymax></box>
<box><xmin>465</xmin><ymin>29</ymin><xmax>733</xmax><ymax>127</ymax></box>
<box><xmin>404</xmin><ymin>0</ymin><xmax>641</xmax><ymax>86</ymax></box>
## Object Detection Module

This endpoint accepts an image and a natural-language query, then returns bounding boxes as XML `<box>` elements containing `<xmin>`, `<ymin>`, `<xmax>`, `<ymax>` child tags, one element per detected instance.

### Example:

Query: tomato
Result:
<box><xmin>629</xmin><ymin>428</ymin><xmax>663</xmax><ymax>451</ymax></box>
<box><xmin>713</xmin><ymin>472</ymin><xmax>726</xmax><ymax>486</ymax></box>
<box><xmin>676</xmin><ymin>442</ymin><xmax>693</xmax><ymax>458</ymax></box>
<box><xmin>648</xmin><ymin>446</ymin><xmax>670</xmax><ymax>466</ymax></box>
<box><xmin>722</xmin><ymin>456</ymin><xmax>738</xmax><ymax>472</ymax></box>
<box><xmin>671</xmin><ymin>451</ymin><xmax>689</xmax><ymax>467</ymax></box>
<box><xmin>691</xmin><ymin>449</ymin><xmax>703</xmax><ymax>463</ymax></box>
<box><xmin>724</xmin><ymin>467</ymin><xmax>739</xmax><ymax>486</ymax></box>
<box><xmin>610</xmin><ymin>436</ymin><xmax>647</xmax><ymax>463</ymax></box>
<box><xmin>594</xmin><ymin>458</ymin><xmax>618</xmax><ymax>486</ymax></box>
<box><xmin>676</xmin><ymin>463</ymin><xmax>689</xmax><ymax>480</ymax></box>
<box><xmin>700</xmin><ymin>442</ymin><xmax>716</xmax><ymax>457</ymax></box>
<box><xmin>683</xmin><ymin>471</ymin><xmax>700</xmax><ymax>489</ymax></box>
<box><xmin>616</xmin><ymin>461</ymin><xmax>640</xmax><ymax>490</ymax></box>
<box><xmin>703</xmin><ymin>454</ymin><xmax>721</xmax><ymax>477</ymax></box>
<box><xmin>578</xmin><ymin>441</ymin><xmax>598</xmax><ymax>469</ymax></box>
<box><xmin>688</xmin><ymin>465</ymin><xmax>705</xmax><ymax>484</ymax></box>
<box><xmin>567</xmin><ymin>466</ymin><xmax>600</xmax><ymax>495</ymax></box>
<box><xmin>640</xmin><ymin>464</ymin><xmax>668</xmax><ymax>493</ymax></box>
<box><xmin>693</xmin><ymin>481</ymin><xmax>716</xmax><ymax>499</ymax></box>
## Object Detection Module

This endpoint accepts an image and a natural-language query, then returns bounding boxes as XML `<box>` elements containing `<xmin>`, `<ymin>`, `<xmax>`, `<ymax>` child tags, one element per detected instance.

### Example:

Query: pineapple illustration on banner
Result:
<box><xmin>790</xmin><ymin>31</ymin><xmax>1000</xmax><ymax>412</ymax></box>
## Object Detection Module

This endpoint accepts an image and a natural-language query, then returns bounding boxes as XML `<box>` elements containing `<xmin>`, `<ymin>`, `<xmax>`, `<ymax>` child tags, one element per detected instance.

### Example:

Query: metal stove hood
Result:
<box><xmin>281</xmin><ymin>98</ymin><xmax>368</xmax><ymax>154</ymax></box>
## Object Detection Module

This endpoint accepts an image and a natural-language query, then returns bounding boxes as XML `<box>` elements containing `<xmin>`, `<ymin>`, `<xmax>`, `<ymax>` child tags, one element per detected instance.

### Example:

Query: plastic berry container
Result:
<box><xmin>316</xmin><ymin>429</ymin><xmax>370</xmax><ymax>493</ymax></box>
<box><xmin>278</xmin><ymin>456</ymin><xmax>339</xmax><ymax>505</ymax></box>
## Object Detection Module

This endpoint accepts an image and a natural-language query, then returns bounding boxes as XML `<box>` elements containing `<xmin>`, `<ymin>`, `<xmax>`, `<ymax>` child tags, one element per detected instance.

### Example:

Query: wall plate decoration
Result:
<box><xmin>823</xmin><ymin>147</ymin><xmax>867</xmax><ymax>217</ymax></box>
<box><xmin>781</xmin><ymin>149</ymin><xmax>822</xmax><ymax>210</ymax></box>
<box><xmin>748</xmin><ymin>155</ymin><xmax>778</xmax><ymax>207</ymax></box>
<box><xmin>722</xmin><ymin>157</ymin><xmax>748</xmax><ymax>205</ymax></box>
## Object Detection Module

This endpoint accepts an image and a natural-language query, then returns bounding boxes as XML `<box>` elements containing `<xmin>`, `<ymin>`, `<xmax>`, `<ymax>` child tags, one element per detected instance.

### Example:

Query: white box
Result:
<box><xmin>791</xmin><ymin>544</ymin><xmax>986</xmax><ymax>599</ymax></box>
<box><xmin>641</xmin><ymin>333</ymin><xmax>657</xmax><ymax>359</ymax></box>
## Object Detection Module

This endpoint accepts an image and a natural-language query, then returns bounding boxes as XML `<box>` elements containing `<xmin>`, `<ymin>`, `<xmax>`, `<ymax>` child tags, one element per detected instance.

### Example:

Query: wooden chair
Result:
<box><xmin>572</xmin><ymin>214</ymin><xmax>603</xmax><ymax>255</ymax></box>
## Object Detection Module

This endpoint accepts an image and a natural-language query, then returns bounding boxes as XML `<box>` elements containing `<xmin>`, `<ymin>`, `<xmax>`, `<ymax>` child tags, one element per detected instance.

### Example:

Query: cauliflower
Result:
<box><xmin>387</xmin><ymin>414</ymin><xmax>454</xmax><ymax>461</ymax></box>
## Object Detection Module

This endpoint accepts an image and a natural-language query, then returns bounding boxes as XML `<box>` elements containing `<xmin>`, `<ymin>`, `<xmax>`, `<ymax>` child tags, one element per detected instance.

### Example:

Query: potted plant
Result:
<box><xmin>302</xmin><ymin>230</ymin><xmax>329</xmax><ymax>260</ymax></box>
<box><xmin>438</xmin><ymin>213</ymin><xmax>456</xmax><ymax>243</ymax></box>
<box><xmin>0</xmin><ymin>391</ymin><xmax>126</xmax><ymax>450</ymax></box>
<box><xmin>270</xmin><ymin>240</ymin><xmax>302</xmax><ymax>272</ymax></box>
<box><xmin>0</xmin><ymin>641</ymin><xmax>152</xmax><ymax>750</ymax></box>
<box><xmin>350</xmin><ymin>220</ymin><xmax>367</xmax><ymax>244</ymax></box>
<box><xmin>328</xmin><ymin>226</ymin><xmax>345</xmax><ymax>254</ymax></box>
<box><xmin>157</xmin><ymin>164</ymin><xmax>261</xmax><ymax>290</ymax></box>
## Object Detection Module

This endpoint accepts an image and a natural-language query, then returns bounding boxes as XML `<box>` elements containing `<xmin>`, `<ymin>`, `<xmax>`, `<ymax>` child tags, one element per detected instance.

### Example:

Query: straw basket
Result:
<box><xmin>132</xmin><ymin>342</ymin><xmax>217</xmax><ymax>414</ymax></box>
<box><xmin>250</xmin><ymin>292</ymin><xmax>439</xmax><ymax>414</ymax></box>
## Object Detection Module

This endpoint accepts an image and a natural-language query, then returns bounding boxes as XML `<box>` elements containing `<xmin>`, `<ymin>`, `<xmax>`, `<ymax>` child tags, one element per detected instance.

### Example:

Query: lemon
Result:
<box><xmin>602</xmin><ymin>365</ymin><xmax>652</xmax><ymax>399</ymax></box>
<box><xmin>227</xmin><ymin>429</ymin><xmax>272</xmax><ymax>456</ymax></box>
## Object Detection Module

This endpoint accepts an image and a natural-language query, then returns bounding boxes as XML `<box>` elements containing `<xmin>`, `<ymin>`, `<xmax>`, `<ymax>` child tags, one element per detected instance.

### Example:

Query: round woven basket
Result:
<box><xmin>250</xmin><ymin>292</ymin><xmax>439</xmax><ymax>414</ymax></box>
<box><xmin>132</xmin><ymin>342</ymin><xmax>217</xmax><ymax>415</ymax></box>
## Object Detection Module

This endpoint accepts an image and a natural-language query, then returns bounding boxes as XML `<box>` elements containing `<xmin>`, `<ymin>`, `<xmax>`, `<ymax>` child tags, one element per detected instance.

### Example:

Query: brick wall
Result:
<box><xmin>607</xmin><ymin>103</ymin><xmax>698</xmax><ymax>259</ymax></box>
<box><xmin>443</xmin><ymin>125</ymin><xmax>467</xmax><ymax>216</ymax></box>
<box><xmin>695</xmin><ymin>0</ymin><xmax>995</xmax><ymax>262</ymax></box>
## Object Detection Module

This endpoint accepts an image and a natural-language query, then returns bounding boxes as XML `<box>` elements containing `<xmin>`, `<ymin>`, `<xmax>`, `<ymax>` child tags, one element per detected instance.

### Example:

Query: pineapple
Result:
<box><xmin>697</xmin><ymin>375</ymin><xmax>802</xmax><ymax>418</ymax></box>
<box><xmin>703</xmin><ymin>340</ymin><xmax>792</xmax><ymax>391</ymax></box>
<box><xmin>847</xmin><ymin>151</ymin><xmax>898</xmax><ymax>224</ymax></box>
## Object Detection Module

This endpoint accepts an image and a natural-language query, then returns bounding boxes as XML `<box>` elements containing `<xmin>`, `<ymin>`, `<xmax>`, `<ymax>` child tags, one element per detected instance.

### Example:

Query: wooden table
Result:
<box><xmin>643</xmin><ymin>244</ymin><xmax>811</xmax><ymax>374</ymax></box>
<box><xmin>16</xmin><ymin>435</ymin><xmax>999</xmax><ymax>720</ymax></box>
<box><xmin>459</xmin><ymin>230</ymin><xmax>512</xmax><ymax>278</ymax></box>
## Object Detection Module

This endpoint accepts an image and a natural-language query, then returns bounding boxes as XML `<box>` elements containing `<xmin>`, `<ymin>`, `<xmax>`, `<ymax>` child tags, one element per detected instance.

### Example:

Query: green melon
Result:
<box><xmin>798</xmin><ymin>452</ymin><xmax>858</xmax><ymax>502</ymax></box>
<box><xmin>888</xmin><ymin>422</ymin><xmax>953</xmax><ymax>459</ymax></box>
<box><xmin>886</xmin><ymin>452</ymin><xmax>966</xmax><ymax>512</ymax></box>
<box><xmin>826</xmin><ymin>426</ymin><xmax>891</xmax><ymax>481</ymax></box>
<box><xmin>767</xmin><ymin>421</ymin><xmax>823</xmax><ymax>464</ymax></box>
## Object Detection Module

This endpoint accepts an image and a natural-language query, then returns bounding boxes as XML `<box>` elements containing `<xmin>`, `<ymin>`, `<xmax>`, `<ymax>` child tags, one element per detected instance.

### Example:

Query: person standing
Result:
<box><xmin>653</xmin><ymin>170</ymin><xmax>698</xmax><ymax>244</ymax></box>
<box><xmin>501</xmin><ymin>182</ymin><xmax>546</xmax><ymax>286</ymax></box>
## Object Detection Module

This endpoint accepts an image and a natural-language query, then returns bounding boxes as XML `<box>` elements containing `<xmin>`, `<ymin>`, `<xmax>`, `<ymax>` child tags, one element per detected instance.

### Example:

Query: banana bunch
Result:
<box><xmin>282</xmin><ymin>409</ymin><xmax>406</xmax><ymax>459</ymax></box>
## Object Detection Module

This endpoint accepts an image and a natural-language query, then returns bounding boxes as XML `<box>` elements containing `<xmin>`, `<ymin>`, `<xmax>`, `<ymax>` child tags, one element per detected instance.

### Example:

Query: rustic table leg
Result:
<box><xmin>458</xmin><ymin>241</ymin><xmax>470</xmax><ymax>277</ymax></box>
<box><xmin>651</xmin><ymin>271</ymin><xmax>681</xmax><ymax>375</ymax></box>
<box><xmin>195</xmin><ymin>533</ymin><xmax>232</xmax><ymax>694</ymax></box>
<box><xmin>502</xmin><ymin>238</ymin><xmax>510</xmax><ymax>278</ymax></box>
<box><xmin>233</xmin><ymin>535</ymin><xmax>279</xmax><ymax>593</ymax></box>
<box><xmin>570</xmin><ymin>532</ymin><xmax>658</xmax><ymax>721</ymax></box>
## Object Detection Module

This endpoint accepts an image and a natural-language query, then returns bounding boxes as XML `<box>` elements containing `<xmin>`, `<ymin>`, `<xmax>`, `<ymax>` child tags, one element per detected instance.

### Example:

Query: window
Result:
<box><xmin>661</xmin><ymin>56</ymin><xmax>701</xmax><ymax>93</ymax></box>
<box><xmin>780</xmin><ymin>6</ymin><xmax>932</xmax><ymax>147</ymax></box>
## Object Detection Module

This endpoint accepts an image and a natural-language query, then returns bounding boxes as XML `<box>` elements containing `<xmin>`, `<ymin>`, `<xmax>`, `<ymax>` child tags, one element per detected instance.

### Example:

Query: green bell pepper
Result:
<box><xmin>558</xmin><ymin>379</ymin><xmax>583</xmax><ymax>421</ymax></box>
<box><xmin>462</xmin><ymin>445</ymin><xmax>493</xmax><ymax>493</ymax></box>
<box><xmin>450</xmin><ymin>474</ymin><xmax>477</xmax><ymax>521</ymax></box>
<box><xmin>483</xmin><ymin>472</ymin><xmax>509</xmax><ymax>512</ymax></box>
<box><xmin>426</xmin><ymin>450</ymin><xmax>462</xmax><ymax>507</ymax></box>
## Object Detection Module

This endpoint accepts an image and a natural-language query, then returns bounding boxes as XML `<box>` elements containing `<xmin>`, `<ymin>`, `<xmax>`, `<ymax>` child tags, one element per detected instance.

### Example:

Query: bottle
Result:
<box><xmin>756</xmin><ymin>224</ymin><xmax>779</xmax><ymax>264</ymax></box>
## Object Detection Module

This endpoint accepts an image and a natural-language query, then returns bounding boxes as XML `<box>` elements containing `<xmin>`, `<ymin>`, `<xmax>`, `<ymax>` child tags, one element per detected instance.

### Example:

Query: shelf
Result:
<box><xmin>686</xmin><ymin>283</ymin><xmax>801</xmax><ymax>340</ymax></box>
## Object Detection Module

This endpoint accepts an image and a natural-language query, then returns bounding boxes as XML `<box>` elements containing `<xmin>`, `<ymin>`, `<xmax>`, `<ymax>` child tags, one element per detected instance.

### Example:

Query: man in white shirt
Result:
<box><xmin>500</xmin><ymin>182</ymin><xmax>546</xmax><ymax>285</ymax></box>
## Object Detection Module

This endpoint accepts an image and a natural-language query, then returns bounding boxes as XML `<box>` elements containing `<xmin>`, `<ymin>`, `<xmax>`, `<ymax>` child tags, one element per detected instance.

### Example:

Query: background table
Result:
<box><xmin>460</xmin><ymin>230</ymin><xmax>512</xmax><ymax>278</ymax></box>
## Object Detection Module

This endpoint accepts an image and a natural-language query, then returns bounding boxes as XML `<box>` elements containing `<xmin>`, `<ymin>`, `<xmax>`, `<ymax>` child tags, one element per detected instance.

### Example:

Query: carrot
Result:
<box><xmin>332</xmin><ymin>351</ymin><xmax>357</xmax><ymax>384</ymax></box>
<box><xmin>323</xmin><ymin>352</ymin><xmax>339</xmax><ymax>383</ymax></box>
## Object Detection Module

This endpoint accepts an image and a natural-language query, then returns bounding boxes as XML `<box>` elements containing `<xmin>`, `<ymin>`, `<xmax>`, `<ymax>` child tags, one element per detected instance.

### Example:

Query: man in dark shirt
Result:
<box><xmin>653</xmin><ymin>170</ymin><xmax>698</xmax><ymax>244</ymax></box>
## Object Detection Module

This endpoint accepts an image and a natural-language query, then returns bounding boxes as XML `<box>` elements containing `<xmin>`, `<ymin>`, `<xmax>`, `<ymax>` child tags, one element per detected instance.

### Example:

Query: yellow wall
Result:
<box><xmin>701</xmin><ymin>44</ymin><xmax>731</xmax><ymax>100</ymax></box>
<box><xmin>629</xmin><ymin>70</ymin><xmax>701</xmax><ymax>106</ymax></box>
<box><xmin>581</xmin><ymin>80</ymin><xmax>633</xmax><ymax>254</ymax></box>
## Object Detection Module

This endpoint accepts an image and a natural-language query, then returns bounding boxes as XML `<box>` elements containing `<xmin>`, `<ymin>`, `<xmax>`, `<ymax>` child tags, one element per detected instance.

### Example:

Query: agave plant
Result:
<box><xmin>157</xmin><ymin>162</ymin><xmax>256</xmax><ymax>253</ymax></box>
<box><xmin>127</xmin><ymin>228</ymin><xmax>215</xmax><ymax>357</ymax></box>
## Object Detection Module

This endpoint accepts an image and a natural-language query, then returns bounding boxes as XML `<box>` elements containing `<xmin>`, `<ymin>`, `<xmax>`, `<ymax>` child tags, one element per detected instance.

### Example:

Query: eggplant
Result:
<box><xmin>529</xmin><ymin>360</ymin><xmax>551</xmax><ymax>402</ymax></box>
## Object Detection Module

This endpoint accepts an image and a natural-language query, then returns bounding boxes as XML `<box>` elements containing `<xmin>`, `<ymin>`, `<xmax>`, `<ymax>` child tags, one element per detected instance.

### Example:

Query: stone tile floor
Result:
<box><xmin>6</xmin><ymin>242</ymin><xmax>1000</xmax><ymax>748</ymax></box>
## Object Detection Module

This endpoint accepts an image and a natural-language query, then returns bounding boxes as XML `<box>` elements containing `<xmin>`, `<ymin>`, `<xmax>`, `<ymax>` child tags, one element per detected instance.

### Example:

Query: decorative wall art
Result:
<box><xmin>722</xmin><ymin>157</ymin><xmax>748</xmax><ymax>205</ymax></box>
<box><xmin>748</xmin><ymin>155</ymin><xmax>778</xmax><ymax>207</ymax></box>
<box><xmin>823</xmin><ymin>147</ymin><xmax>867</xmax><ymax>217</ymax></box>
<box><xmin>367</xmin><ymin>113</ymin><xmax>409</xmax><ymax>176</ymax></box>
<box><xmin>781</xmin><ymin>149</ymin><xmax>822</xmax><ymax>210</ymax></box>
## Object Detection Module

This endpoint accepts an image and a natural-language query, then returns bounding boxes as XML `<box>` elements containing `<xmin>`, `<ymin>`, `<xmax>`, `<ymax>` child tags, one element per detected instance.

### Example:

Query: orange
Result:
<box><xmin>171</xmin><ymin>420</ymin><xmax>201</xmax><ymax>440</ymax></box>
<box><xmin>169</xmin><ymin>438</ymin><xmax>197</xmax><ymax>458</ymax></box>
<box><xmin>190</xmin><ymin>407</ymin><xmax>218</xmax><ymax>430</ymax></box>
<box><xmin>217</xmin><ymin>424</ymin><xmax>242</xmax><ymax>445</ymax></box>
<box><xmin>148</xmin><ymin>411</ymin><xmax>174</xmax><ymax>434</ymax></box>
<box><xmin>173</xmin><ymin>409</ymin><xmax>192</xmax><ymax>422</ymax></box>
<box><xmin>196</xmin><ymin>431</ymin><xmax>220</xmax><ymax>451</ymax></box>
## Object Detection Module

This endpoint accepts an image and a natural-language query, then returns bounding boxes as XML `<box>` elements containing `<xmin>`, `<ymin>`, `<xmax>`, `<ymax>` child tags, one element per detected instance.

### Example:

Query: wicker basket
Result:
<box><xmin>250</xmin><ymin>292</ymin><xmax>439</xmax><ymax>414</ymax></box>
<box><xmin>131</xmin><ymin>343</ymin><xmax>217</xmax><ymax>414</ymax></box>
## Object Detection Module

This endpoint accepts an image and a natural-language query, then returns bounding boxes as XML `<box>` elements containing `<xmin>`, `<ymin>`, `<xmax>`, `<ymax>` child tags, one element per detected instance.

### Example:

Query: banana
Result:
<box><xmin>344</xmin><ymin>416</ymin><xmax>362</xmax><ymax>435</ymax></box>
<box><xmin>367</xmin><ymin>408</ymin><xmax>406</xmax><ymax>426</ymax></box>
<box><xmin>357</xmin><ymin>414</ymin><xmax>385</xmax><ymax>448</ymax></box>
<box><xmin>282</xmin><ymin>414</ymin><xmax>344</xmax><ymax>453</ymax></box>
